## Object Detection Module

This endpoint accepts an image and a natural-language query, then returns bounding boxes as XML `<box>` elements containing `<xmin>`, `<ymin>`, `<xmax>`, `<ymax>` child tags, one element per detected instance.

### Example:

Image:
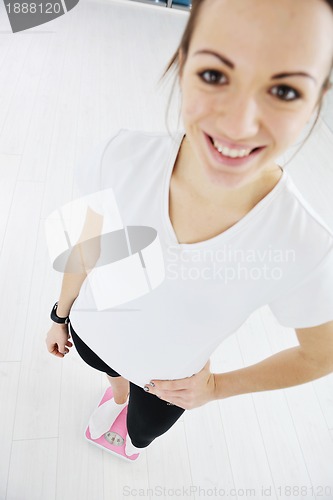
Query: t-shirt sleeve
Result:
<box><xmin>73</xmin><ymin>129</ymin><xmax>123</xmax><ymax>214</ymax></box>
<box><xmin>267</xmin><ymin>246</ymin><xmax>333</xmax><ymax>328</ymax></box>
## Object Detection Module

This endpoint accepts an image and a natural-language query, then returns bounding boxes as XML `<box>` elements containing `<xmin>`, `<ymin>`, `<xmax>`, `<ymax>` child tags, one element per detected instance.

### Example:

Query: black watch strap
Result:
<box><xmin>51</xmin><ymin>301</ymin><xmax>70</xmax><ymax>324</ymax></box>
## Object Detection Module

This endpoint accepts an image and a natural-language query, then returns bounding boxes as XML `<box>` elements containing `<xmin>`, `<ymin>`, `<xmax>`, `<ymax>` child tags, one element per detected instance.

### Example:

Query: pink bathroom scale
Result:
<box><xmin>84</xmin><ymin>386</ymin><xmax>140</xmax><ymax>462</ymax></box>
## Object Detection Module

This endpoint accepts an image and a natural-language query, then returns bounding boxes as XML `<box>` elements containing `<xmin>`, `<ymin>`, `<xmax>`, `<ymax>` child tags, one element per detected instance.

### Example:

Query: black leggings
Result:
<box><xmin>69</xmin><ymin>323</ymin><xmax>185</xmax><ymax>448</ymax></box>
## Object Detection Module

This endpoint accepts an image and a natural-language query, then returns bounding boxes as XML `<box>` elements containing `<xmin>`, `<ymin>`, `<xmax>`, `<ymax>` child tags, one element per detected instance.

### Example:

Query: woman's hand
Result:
<box><xmin>45</xmin><ymin>322</ymin><xmax>73</xmax><ymax>358</ymax></box>
<box><xmin>144</xmin><ymin>360</ymin><xmax>217</xmax><ymax>410</ymax></box>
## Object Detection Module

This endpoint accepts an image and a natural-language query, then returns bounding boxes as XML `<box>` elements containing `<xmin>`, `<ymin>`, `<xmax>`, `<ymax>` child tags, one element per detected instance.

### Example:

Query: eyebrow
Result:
<box><xmin>193</xmin><ymin>49</ymin><xmax>317</xmax><ymax>83</ymax></box>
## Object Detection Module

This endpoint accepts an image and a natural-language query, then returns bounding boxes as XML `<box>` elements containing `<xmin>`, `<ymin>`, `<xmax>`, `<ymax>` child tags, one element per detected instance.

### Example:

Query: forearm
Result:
<box><xmin>213</xmin><ymin>346</ymin><xmax>333</xmax><ymax>400</ymax></box>
<box><xmin>56</xmin><ymin>239</ymin><xmax>101</xmax><ymax>317</ymax></box>
<box><xmin>56</xmin><ymin>271</ymin><xmax>87</xmax><ymax>317</ymax></box>
<box><xmin>54</xmin><ymin>207</ymin><xmax>103</xmax><ymax>317</ymax></box>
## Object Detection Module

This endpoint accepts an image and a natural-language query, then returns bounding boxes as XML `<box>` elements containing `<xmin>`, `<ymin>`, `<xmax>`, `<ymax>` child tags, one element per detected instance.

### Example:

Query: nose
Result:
<box><xmin>216</xmin><ymin>93</ymin><xmax>260</xmax><ymax>140</ymax></box>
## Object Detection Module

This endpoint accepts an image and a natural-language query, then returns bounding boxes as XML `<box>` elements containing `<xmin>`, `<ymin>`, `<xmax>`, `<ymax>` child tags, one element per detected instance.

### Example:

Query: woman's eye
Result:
<box><xmin>196</xmin><ymin>72</ymin><xmax>301</xmax><ymax>101</ymax></box>
<box><xmin>197</xmin><ymin>70</ymin><xmax>227</xmax><ymax>85</ymax></box>
<box><xmin>270</xmin><ymin>85</ymin><xmax>301</xmax><ymax>102</ymax></box>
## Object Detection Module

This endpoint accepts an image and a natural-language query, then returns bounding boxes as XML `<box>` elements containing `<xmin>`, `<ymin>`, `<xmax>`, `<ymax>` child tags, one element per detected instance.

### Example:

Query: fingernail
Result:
<box><xmin>143</xmin><ymin>386</ymin><xmax>149</xmax><ymax>392</ymax></box>
<box><xmin>148</xmin><ymin>381</ymin><xmax>155</xmax><ymax>387</ymax></box>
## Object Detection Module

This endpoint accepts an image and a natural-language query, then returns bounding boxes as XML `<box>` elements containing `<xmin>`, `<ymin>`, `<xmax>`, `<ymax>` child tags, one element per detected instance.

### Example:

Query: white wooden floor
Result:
<box><xmin>0</xmin><ymin>1</ymin><xmax>333</xmax><ymax>499</ymax></box>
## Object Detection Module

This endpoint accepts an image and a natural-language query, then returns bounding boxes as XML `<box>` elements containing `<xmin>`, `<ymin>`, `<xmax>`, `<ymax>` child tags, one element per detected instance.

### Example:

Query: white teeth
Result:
<box><xmin>213</xmin><ymin>140</ymin><xmax>252</xmax><ymax>158</ymax></box>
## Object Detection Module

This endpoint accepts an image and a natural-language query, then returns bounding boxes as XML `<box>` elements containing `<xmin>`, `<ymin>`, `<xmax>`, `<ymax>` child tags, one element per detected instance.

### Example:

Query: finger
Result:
<box><xmin>166</xmin><ymin>398</ymin><xmax>182</xmax><ymax>406</ymax></box>
<box><xmin>153</xmin><ymin>390</ymin><xmax>187</xmax><ymax>406</ymax></box>
<box><xmin>162</xmin><ymin>388</ymin><xmax>187</xmax><ymax>398</ymax></box>
<box><xmin>47</xmin><ymin>341</ymin><xmax>67</xmax><ymax>357</ymax></box>
<box><xmin>165</xmin><ymin>396</ymin><xmax>185</xmax><ymax>409</ymax></box>
<box><xmin>57</xmin><ymin>343</ymin><xmax>68</xmax><ymax>356</ymax></box>
<box><xmin>47</xmin><ymin>343</ymin><xmax>58</xmax><ymax>355</ymax></box>
<box><xmin>50</xmin><ymin>346</ymin><xmax>65</xmax><ymax>358</ymax></box>
<box><xmin>148</xmin><ymin>379</ymin><xmax>187</xmax><ymax>391</ymax></box>
<box><xmin>65</xmin><ymin>340</ymin><xmax>73</xmax><ymax>347</ymax></box>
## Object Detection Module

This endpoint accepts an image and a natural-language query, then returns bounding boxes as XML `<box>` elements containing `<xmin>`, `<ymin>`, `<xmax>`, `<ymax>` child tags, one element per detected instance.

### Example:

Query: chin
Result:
<box><xmin>202</xmin><ymin>165</ymin><xmax>251</xmax><ymax>190</ymax></box>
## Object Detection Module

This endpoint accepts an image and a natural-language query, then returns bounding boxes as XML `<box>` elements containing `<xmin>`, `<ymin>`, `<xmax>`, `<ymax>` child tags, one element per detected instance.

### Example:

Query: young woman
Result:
<box><xmin>46</xmin><ymin>0</ymin><xmax>333</xmax><ymax>460</ymax></box>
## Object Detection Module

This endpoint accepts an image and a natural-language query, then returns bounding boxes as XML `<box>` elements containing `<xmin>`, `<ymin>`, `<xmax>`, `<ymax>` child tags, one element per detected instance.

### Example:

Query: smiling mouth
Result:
<box><xmin>207</xmin><ymin>135</ymin><xmax>264</xmax><ymax>156</ymax></box>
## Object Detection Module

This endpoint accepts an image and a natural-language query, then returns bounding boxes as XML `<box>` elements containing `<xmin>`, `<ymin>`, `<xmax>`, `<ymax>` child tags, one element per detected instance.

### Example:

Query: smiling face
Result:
<box><xmin>178</xmin><ymin>0</ymin><xmax>333</xmax><ymax>188</ymax></box>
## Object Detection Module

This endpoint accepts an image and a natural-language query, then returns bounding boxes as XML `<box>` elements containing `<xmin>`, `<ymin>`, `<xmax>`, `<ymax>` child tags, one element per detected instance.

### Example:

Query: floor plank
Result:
<box><xmin>6</xmin><ymin>438</ymin><xmax>57</xmax><ymax>500</ymax></box>
<box><xmin>0</xmin><ymin>363</ymin><xmax>20</xmax><ymax>500</ymax></box>
<box><xmin>0</xmin><ymin>180</ymin><xmax>44</xmax><ymax>362</ymax></box>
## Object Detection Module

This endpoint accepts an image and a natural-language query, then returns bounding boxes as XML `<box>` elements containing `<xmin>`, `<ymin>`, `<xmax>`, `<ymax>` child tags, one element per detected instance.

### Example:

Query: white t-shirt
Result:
<box><xmin>69</xmin><ymin>128</ymin><xmax>333</xmax><ymax>388</ymax></box>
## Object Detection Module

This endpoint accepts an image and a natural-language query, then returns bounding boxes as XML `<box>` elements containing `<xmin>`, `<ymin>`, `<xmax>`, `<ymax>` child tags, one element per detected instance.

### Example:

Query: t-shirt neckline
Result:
<box><xmin>162</xmin><ymin>130</ymin><xmax>287</xmax><ymax>249</ymax></box>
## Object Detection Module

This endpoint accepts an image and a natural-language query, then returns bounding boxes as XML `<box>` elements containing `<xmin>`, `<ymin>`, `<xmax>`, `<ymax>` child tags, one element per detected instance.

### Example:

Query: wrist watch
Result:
<box><xmin>50</xmin><ymin>301</ymin><xmax>70</xmax><ymax>324</ymax></box>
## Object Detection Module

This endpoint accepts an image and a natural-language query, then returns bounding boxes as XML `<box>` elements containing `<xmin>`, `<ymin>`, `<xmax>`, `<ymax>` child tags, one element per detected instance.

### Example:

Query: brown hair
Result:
<box><xmin>158</xmin><ymin>0</ymin><xmax>333</xmax><ymax>162</ymax></box>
